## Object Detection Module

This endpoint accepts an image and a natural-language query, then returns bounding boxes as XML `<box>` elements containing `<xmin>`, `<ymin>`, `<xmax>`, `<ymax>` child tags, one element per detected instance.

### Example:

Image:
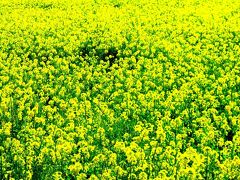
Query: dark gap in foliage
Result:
<box><xmin>0</xmin><ymin>170</ymin><xmax>3</xmax><ymax>180</ymax></box>
<box><xmin>86</xmin><ymin>174</ymin><xmax>91</xmax><ymax>179</ymax></box>
<box><xmin>188</xmin><ymin>160</ymin><xmax>193</xmax><ymax>167</ymax></box>
<box><xmin>99</xmin><ymin>47</ymin><xmax>118</xmax><ymax>67</ymax></box>
<box><xmin>45</xmin><ymin>96</ymin><xmax>54</xmax><ymax>106</ymax></box>
<box><xmin>113</xmin><ymin>4</ymin><xmax>121</xmax><ymax>8</ymax></box>
<box><xmin>86</xmin><ymin>81</ymin><xmax>93</xmax><ymax>91</ymax></box>
<box><xmin>35</xmin><ymin>3</ymin><xmax>54</xmax><ymax>9</ymax></box>
<box><xmin>79</xmin><ymin>43</ymin><xmax>92</xmax><ymax>59</ymax></box>
<box><xmin>226</xmin><ymin>130</ymin><xmax>234</xmax><ymax>141</ymax></box>
<box><xmin>76</xmin><ymin>41</ymin><xmax>119</xmax><ymax>72</ymax></box>
<box><xmin>215</xmin><ymin>104</ymin><xmax>225</xmax><ymax>114</ymax></box>
<box><xmin>217</xmin><ymin>146</ymin><xmax>223</xmax><ymax>151</ymax></box>
<box><xmin>32</xmin><ymin>163</ymin><xmax>43</xmax><ymax>180</ymax></box>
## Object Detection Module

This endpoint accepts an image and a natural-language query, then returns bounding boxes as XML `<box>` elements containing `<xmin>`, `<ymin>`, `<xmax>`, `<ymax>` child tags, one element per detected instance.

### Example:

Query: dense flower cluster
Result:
<box><xmin>0</xmin><ymin>0</ymin><xmax>240</xmax><ymax>179</ymax></box>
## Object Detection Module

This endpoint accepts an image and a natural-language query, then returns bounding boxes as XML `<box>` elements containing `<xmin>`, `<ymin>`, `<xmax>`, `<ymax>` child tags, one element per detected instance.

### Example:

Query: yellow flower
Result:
<box><xmin>68</xmin><ymin>162</ymin><xmax>83</xmax><ymax>175</ymax></box>
<box><xmin>109</xmin><ymin>153</ymin><xmax>117</xmax><ymax>165</ymax></box>
<box><xmin>53</xmin><ymin>171</ymin><xmax>64</xmax><ymax>180</ymax></box>
<box><xmin>3</xmin><ymin>122</ymin><xmax>12</xmax><ymax>136</ymax></box>
<box><xmin>35</xmin><ymin>117</ymin><xmax>45</xmax><ymax>124</ymax></box>
<box><xmin>138</xmin><ymin>172</ymin><xmax>147</xmax><ymax>180</ymax></box>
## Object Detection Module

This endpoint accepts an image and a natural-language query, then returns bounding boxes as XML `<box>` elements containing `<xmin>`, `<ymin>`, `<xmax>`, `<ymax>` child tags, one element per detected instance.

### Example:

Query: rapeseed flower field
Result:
<box><xmin>0</xmin><ymin>0</ymin><xmax>240</xmax><ymax>179</ymax></box>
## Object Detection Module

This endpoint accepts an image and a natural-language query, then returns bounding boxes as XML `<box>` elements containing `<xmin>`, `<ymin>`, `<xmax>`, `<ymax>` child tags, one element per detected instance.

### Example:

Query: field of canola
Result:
<box><xmin>0</xmin><ymin>0</ymin><xmax>240</xmax><ymax>179</ymax></box>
